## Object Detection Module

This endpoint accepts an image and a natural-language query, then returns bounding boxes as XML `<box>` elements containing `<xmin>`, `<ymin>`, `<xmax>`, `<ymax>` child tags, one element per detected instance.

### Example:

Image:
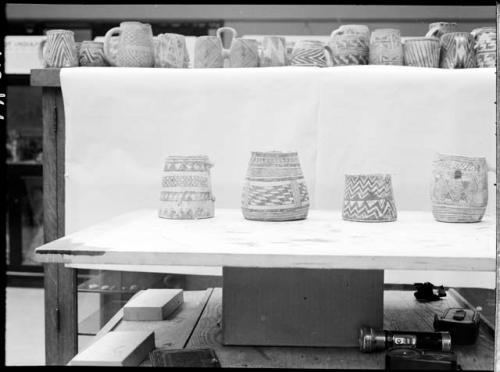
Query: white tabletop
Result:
<box><xmin>35</xmin><ymin>209</ymin><xmax>495</xmax><ymax>272</ymax></box>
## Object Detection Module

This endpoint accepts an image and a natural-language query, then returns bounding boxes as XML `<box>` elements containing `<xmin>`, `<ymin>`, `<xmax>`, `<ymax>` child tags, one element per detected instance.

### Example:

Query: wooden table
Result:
<box><xmin>88</xmin><ymin>288</ymin><xmax>494</xmax><ymax>369</ymax></box>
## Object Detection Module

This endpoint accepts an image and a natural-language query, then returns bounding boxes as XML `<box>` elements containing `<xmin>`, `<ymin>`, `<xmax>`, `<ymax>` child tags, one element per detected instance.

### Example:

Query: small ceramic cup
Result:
<box><xmin>403</xmin><ymin>37</ymin><xmax>440</xmax><ymax>68</ymax></box>
<box><xmin>260</xmin><ymin>36</ymin><xmax>287</xmax><ymax>67</ymax></box>
<box><xmin>439</xmin><ymin>32</ymin><xmax>476</xmax><ymax>69</ymax></box>
<box><xmin>38</xmin><ymin>29</ymin><xmax>79</xmax><ymax>68</ymax></box>
<box><xmin>290</xmin><ymin>40</ymin><xmax>330</xmax><ymax>67</ymax></box>
<box><xmin>342</xmin><ymin>174</ymin><xmax>397</xmax><ymax>222</ymax></box>
<box><xmin>229</xmin><ymin>38</ymin><xmax>259</xmax><ymax>68</ymax></box>
<box><xmin>79</xmin><ymin>41</ymin><xmax>109</xmax><ymax>67</ymax></box>
<box><xmin>425</xmin><ymin>22</ymin><xmax>458</xmax><ymax>39</ymax></box>
<box><xmin>328</xmin><ymin>24</ymin><xmax>370</xmax><ymax>66</ymax></box>
<box><xmin>369</xmin><ymin>29</ymin><xmax>403</xmax><ymax>66</ymax></box>
<box><xmin>194</xmin><ymin>35</ymin><xmax>224</xmax><ymax>68</ymax></box>
<box><xmin>471</xmin><ymin>27</ymin><xmax>496</xmax><ymax>68</ymax></box>
<box><xmin>154</xmin><ymin>33</ymin><xmax>189</xmax><ymax>68</ymax></box>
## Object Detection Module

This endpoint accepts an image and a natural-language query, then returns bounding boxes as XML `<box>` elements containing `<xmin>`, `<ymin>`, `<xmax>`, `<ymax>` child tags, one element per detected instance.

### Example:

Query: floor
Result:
<box><xmin>6</xmin><ymin>287</ymin><xmax>98</xmax><ymax>366</ymax></box>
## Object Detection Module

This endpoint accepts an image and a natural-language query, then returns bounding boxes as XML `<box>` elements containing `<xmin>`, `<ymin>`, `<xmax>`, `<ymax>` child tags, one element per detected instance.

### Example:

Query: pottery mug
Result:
<box><xmin>471</xmin><ymin>27</ymin><xmax>496</xmax><ymax>68</ymax></box>
<box><xmin>38</xmin><ymin>29</ymin><xmax>79</xmax><ymax>68</ymax></box>
<box><xmin>290</xmin><ymin>40</ymin><xmax>330</xmax><ymax>67</ymax></box>
<box><xmin>431</xmin><ymin>154</ymin><xmax>493</xmax><ymax>223</ymax></box>
<box><xmin>328</xmin><ymin>24</ymin><xmax>370</xmax><ymax>66</ymax></box>
<box><xmin>439</xmin><ymin>32</ymin><xmax>476</xmax><ymax>69</ymax></box>
<box><xmin>369</xmin><ymin>29</ymin><xmax>403</xmax><ymax>65</ymax></box>
<box><xmin>403</xmin><ymin>37</ymin><xmax>440</xmax><ymax>68</ymax></box>
<box><xmin>159</xmin><ymin>155</ymin><xmax>215</xmax><ymax>220</ymax></box>
<box><xmin>154</xmin><ymin>33</ymin><xmax>189</xmax><ymax>68</ymax></box>
<box><xmin>241</xmin><ymin>151</ymin><xmax>310</xmax><ymax>221</ymax></box>
<box><xmin>228</xmin><ymin>38</ymin><xmax>259</xmax><ymax>68</ymax></box>
<box><xmin>103</xmin><ymin>22</ymin><xmax>155</xmax><ymax>67</ymax></box>
<box><xmin>342</xmin><ymin>174</ymin><xmax>397</xmax><ymax>222</ymax></box>
<box><xmin>425</xmin><ymin>22</ymin><xmax>458</xmax><ymax>39</ymax></box>
<box><xmin>79</xmin><ymin>41</ymin><xmax>109</xmax><ymax>67</ymax></box>
<box><xmin>194</xmin><ymin>35</ymin><xmax>224</xmax><ymax>68</ymax></box>
<box><xmin>260</xmin><ymin>36</ymin><xmax>287</xmax><ymax>67</ymax></box>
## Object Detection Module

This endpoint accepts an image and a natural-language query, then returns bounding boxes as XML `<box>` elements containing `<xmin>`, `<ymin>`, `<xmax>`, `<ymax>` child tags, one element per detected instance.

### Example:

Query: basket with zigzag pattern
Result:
<box><xmin>342</xmin><ymin>174</ymin><xmax>397</xmax><ymax>222</ymax></box>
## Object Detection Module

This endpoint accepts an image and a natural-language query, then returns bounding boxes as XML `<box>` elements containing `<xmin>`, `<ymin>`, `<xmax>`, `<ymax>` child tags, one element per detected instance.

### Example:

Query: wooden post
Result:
<box><xmin>33</xmin><ymin>69</ymin><xmax>78</xmax><ymax>365</ymax></box>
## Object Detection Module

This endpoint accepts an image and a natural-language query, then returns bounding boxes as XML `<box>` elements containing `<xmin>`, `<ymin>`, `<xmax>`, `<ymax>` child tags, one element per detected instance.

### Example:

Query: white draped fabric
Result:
<box><xmin>61</xmin><ymin>66</ymin><xmax>495</xmax><ymax>287</ymax></box>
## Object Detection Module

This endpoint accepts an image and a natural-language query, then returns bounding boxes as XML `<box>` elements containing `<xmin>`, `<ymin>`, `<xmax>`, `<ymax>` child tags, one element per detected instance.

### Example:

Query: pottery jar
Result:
<box><xmin>471</xmin><ymin>27</ymin><xmax>496</xmax><ymax>68</ymax></box>
<box><xmin>369</xmin><ymin>29</ymin><xmax>403</xmax><ymax>65</ymax></box>
<box><xmin>439</xmin><ymin>32</ymin><xmax>476</xmax><ymax>69</ymax></box>
<box><xmin>38</xmin><ymin>29</ymin><xmax>79</xmax><ymax>68</ymax></box>
<box><xmin>241</xmin><ymin>151</ymin><xmax>310</xmax><ymax>221</ymax></box>
<box><xmin>425</xmin><ymin>22</ymin><xmax>458</xmax><ymax>39</ymax></box>
<box><xmin>103</xmin><ymin>22</ymin><xmax>155</xmax><ymax>67</ymax></box>
<box><xmin>327</xmin><ymin>24</ymin><xmax>370</xmax><ymax>66</ymax></box>
<box><xmin>403</xmin><ymin>37</ymin><xmax>440</xmax><ymax>68</ymax></box>
<box><xmin>154</xmin><ymin>33</ymin><xmax>189</xmax><ymax>68</ymax></box>
<box><xmin>79</xmin><ymin>41</ymin><xmax>109</xmax><ymax>67</ymax></box>
<box><xmin>290</xmin><ymin>40</ymin><xmax>330</xmax><ymax>67</ymax></box>
<box><xmin>342</xmin><ymin>174</ymin><xmax>397</xmax><ymax>222</ymax></box>
<box><xmin>159</xmin><ymin>155</ymin><xmax>215</xmax><ymax>220</ymax></box>
<box><xmin>260</xmin><ymin>36</ymin><xmax>287</xmax><ymax>67</ymax></box>
<box><xmin>431</xmin><ymin>154</ymin><xmax>491</xmax><ymax>223</ymax></box>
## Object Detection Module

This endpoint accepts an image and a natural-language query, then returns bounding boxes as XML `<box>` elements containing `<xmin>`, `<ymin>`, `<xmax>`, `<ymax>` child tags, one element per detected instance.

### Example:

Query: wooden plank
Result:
<box><xmin>123</xmin><ymin>289</ymin><xmax>183</xmax><ymax>321</ymax></box>
<box><xmin>34</xmin><ymin>209</ymin><xmax>495</xmax><ymax>272</ymax></box>
<box><xmin>41</xmin><ymin>85</ymin><xmax>77</xmax><ymax>365</ymax></box>
<box><xmin>31</xmin><ymin>68</ymin><xmax>61</xmax><ymax>87</ymax></box>
<box><xmin>222</xmin><ymin>267</ymin><xmax>383</xmax><ymax>347</ymax></box>
<box><xmin>186</xmin><ymin>288</ymin><xmax>493</xmax><ymax>369</ymax></box>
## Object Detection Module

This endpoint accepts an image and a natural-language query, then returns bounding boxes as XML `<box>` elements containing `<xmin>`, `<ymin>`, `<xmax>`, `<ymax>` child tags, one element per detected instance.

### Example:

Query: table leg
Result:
<box><xmin>222</xmin><ymin>267</ymin><xmax>384</xmax><ymax>347</ymax></box>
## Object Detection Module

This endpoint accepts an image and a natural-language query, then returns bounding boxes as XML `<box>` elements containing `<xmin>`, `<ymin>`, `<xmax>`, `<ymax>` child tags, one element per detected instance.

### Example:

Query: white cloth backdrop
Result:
<box><xmin>61</xmin><ymin>66</ymin><xmax>495</xmax><ymax>287</ymax></box>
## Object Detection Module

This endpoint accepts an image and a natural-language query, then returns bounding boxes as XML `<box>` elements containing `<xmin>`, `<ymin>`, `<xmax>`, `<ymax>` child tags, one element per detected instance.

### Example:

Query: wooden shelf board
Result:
<box><xmin>34</xmin><ymin>209</ymin><xmax>495</xmax><ymax>272</ymax></box>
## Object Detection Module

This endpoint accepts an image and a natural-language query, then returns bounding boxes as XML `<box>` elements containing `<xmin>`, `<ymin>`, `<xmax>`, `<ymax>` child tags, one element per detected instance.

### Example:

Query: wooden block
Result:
<box><xmin>68</xmin><ymin>331</ymin><xmax>155</xmax><ymax>366</ymax></box>
<box><xmin>123</xmin><ymin>289</ymin><xmax>183</xmax><ymax>321</ymax></box>
<box><xmin>222</xmin><ymin>267</ymin><xmax>384</xmax><ymax>347</ymax></box>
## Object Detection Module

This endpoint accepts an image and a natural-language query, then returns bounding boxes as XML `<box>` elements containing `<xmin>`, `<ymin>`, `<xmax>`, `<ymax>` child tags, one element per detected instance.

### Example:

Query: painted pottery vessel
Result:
<box><xmin>327</xmin><ymin>24</ymin><xmax>370</xmax><ymax>66</ymax></box>
<box><xmin>471</xmin><ymin>27</ymin><xmax>496</xmax><ymax>68</ymax></box>
<box><xmin>425</xmin><ymin>22</ymin><xmax>458</xmax><ymax>39</ymax></box>
<box><xmin>159</xmin><ymin>155</ymin><xmax>215</xmax><ymax>220</ymax></box>
<box><xmin>154</xmin><ymin>33</ymin><xmax>189</xmax><ymax>68</ymax></box>
<box><xmin>369</xmin><ymin>29</ymin><xmax>403</xmax><ymax>65</ymax></box>
<box><xmin>290</xmin><ymin>40</ymin><xmax>329</xmax><ymax>67</ymax></box>
<box><xmin>194</xmin><ymin>36</ymin><xmax>224</xmax><ymax>68</ymax></box>
<box><xmin>403</xmin><ymin>37</ymin><xmax>440</xmax><ymax>67</ymax></box>
<box><xmin>229</xmin><ymin>38</ymin><xmax>259</xmax><ymax>68</ymax></box>
<box><xmin>431</xmin><ymin>154</ymin><xmax>489</xmax><ymax>223</ymax></box>
<box><xmin>241</xmin><ymin>151</ymin><xmax>310</xmax><ymax>221</ymax></box>
<box><xmin>103</xmin><ymin>22</ymin><xmax>154</xmax><ymax>67</ymax></box>
<box><xmin>342</xmin><ymin>174</ymin><xmax>397</xmax><ymax>222</ymax></box>
<box><xmin>79</xmin><ymin>41</ymin><xmax>109</xmax><ymax>67</ymax></box>
<box><xmin>439</xmin><ymin>32</ymin><xmax>476</xmax><ymax>69</ymax></box>
<box><xmin>260</xmin><ymin>36</ymin><xmax>287</xmax><ymax>67</ymax></box>
<box><xmin>38</xmin><ymin>29</ymin><xmax>78</xmax><ymax>68</ymax></box>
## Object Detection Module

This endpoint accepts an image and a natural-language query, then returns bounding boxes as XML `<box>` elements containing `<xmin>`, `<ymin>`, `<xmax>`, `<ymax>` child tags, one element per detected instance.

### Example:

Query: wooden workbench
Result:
<box><xmin>85</xmin><ymin>288</ymin><xmax>494</xmax><ymax>369</ymax></box>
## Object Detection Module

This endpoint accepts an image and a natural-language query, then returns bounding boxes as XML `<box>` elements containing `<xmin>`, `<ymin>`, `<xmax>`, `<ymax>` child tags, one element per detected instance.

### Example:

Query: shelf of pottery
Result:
<box><xmin>39</xmin><ymin>21</ymin><xmax>496</xmax><ymax>69</ymax></box>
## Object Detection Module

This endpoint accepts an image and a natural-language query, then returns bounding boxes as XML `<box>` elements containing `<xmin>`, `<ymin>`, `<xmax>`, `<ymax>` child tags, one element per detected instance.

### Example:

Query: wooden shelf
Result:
<box><xmin>35</xmin><ymin>208</ymin><xmax>495</xmax><ymax>272</ymax></box>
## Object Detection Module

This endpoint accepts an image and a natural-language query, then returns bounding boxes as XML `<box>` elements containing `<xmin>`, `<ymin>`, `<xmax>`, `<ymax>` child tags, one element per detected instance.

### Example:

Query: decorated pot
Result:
<box><xmin>471</xmin><ymin>27</ymin><xmax>496</xmax><ymax>68</ymax></box>
<box><xmin>290</xmin><ymin>40</ymin><xmax>330</xmax><ymax>67</ymax></box>
<box><xmin>327</xmin><ymin>24</ymin><xmax>370</xmax><ymax>66</ymax></box>
<box><xmin>159</xmin><ymin>155</ymin><xmax>215</xmax><ymax>220</ymax></box>
<box><xmin>431</xmin><ymin>154</ymin><xmax>489</xmax><ymax>223</ymax></box>
<box><xmin>369</xmin><ymin>29</ymin><xmax>403</xmax><ymax>65</ymax></box>
<box><xmin>403</xmin><ymin>37</ymin><xmax>440</xmax><ymax>68</ymax></box>
<box><xmin>241</xmin><ymin>151</ymin><xmax>310</xmax><ymax>221</ymax></box>
<box><xmin>425</xmin><ymin>22</ymin><xmax>458</xmax><ymax>39</ymax></box>
<box><xmin>342</xmin><ymin>174</ymin><xmax>397</xmax><ymax>222</ymax></box>
<box><xmin>439</xmin><ymin>32</ymin><xmax>476</xmax><ymax>69</ymax></box>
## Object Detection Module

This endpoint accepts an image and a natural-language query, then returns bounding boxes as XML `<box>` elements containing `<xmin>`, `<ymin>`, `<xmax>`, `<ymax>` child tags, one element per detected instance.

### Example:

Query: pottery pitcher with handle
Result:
<box><xmin>103</xmin><ymin>22</ymin><xmax>155</xmax><ymax>67</ymax></box>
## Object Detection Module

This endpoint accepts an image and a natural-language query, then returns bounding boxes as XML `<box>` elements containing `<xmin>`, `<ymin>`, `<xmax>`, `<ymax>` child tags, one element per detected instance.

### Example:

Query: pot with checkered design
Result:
<box><xmin>38</xmin><ymin>29</ymin><xmax>79</xmax><ymax>68</ymax></box>
<box><xmin>159</xmin><ymin>155</ymin><xmax>215</xmax><ymax>220</ymax></box>
<box><xmin>241</xmin><ymin>151</ymin><xmax>310</xmax><ymax>221</ymax></box>
<box><xmin>327</xmin><ymin>25</ymin><xmax>370</xmax><ymax>66</ymax></box>
<box><xmin>103</xmin><ymin>22</ymin><xmax>154</xmax><ymax>67</ymax></box>
<box><xmin>471</xmin><ymin>27</ymin><xmax>496</xmax><ymax>68</ymax></box>
<box><xmin>431</xmin><ymin>154</ymin><xmax>492</xmax><ymax>223</ymax></box>
<box><xmin>342</xmin><ymin>174</ymin><xmax>397</xmax><ymax>222</ymax></box>
<box><xmin>369</xmin><ymin>29</ymin><xmax>403</xmax><ymax>66</ymax></box>
<box><xmin>439</xmin><ymin>32</ymin><xmax>476</xmax><ymax>69</ymax></box>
